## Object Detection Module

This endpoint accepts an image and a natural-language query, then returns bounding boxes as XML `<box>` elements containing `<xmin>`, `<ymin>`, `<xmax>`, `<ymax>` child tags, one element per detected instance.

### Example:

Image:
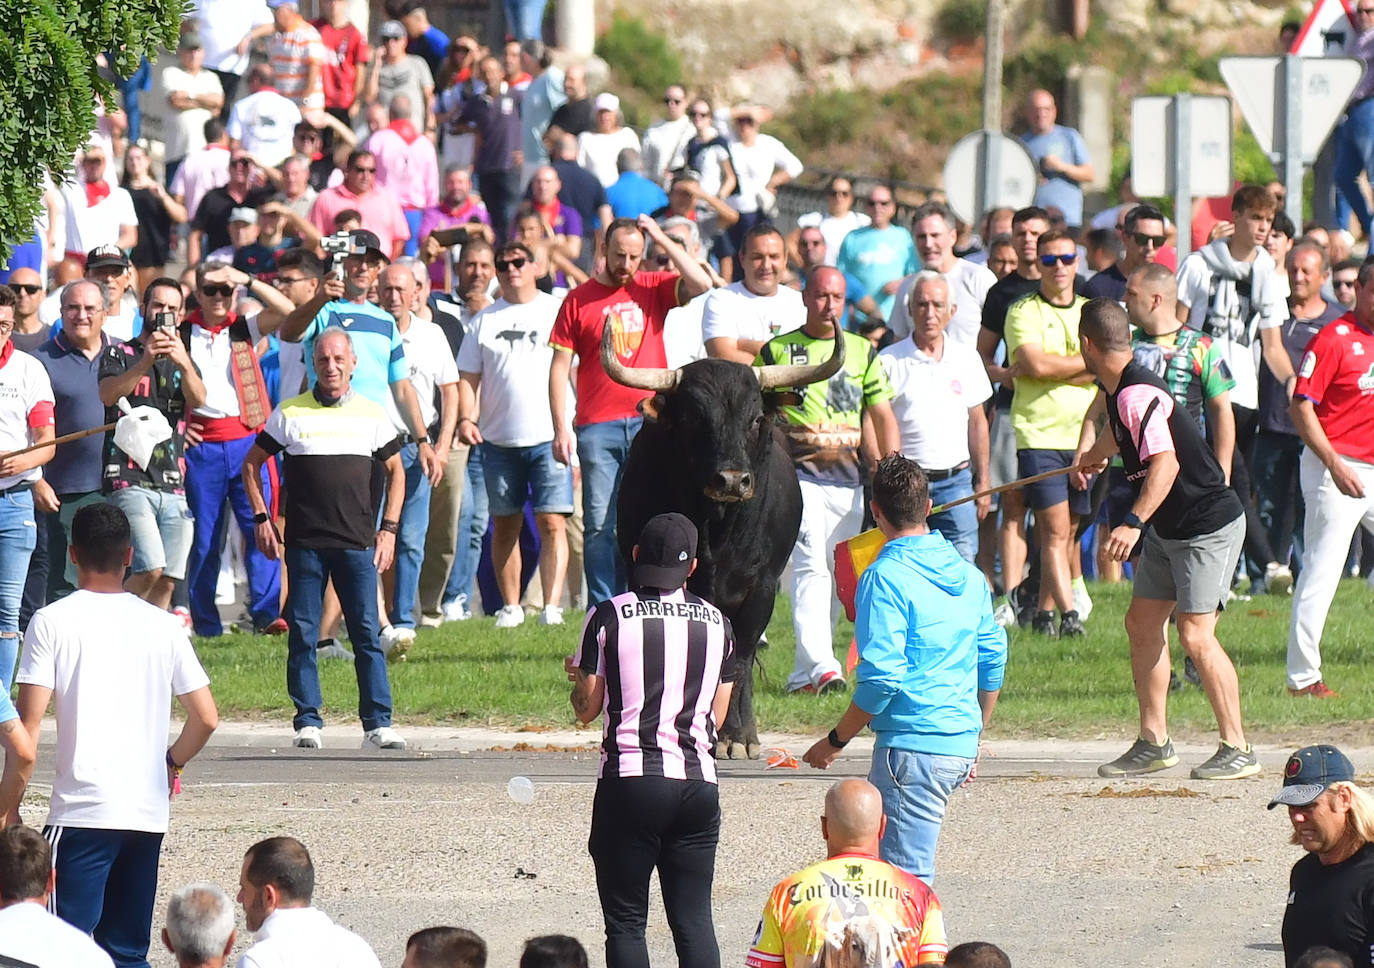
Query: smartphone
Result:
<box><xmin>155</xmin><ymin>311</ymin><xmax>176</xmax><ymax>336</ymax></box>
<box><xmin>428</xmin><ymin>226</ymin><xmax>473</xmax><ymax>249</ymax></box>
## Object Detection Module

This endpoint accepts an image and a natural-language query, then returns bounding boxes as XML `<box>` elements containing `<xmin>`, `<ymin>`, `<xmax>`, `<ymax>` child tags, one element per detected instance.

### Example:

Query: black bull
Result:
<box><xmin>604</xmin><ymin>324</ymin><xmax>845</xmax><ymax>759</ymax></box>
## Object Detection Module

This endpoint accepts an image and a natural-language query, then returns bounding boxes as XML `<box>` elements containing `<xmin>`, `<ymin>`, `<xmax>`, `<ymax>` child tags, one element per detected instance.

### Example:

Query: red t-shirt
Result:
<box><xmin>1293</xmin><ymin>312</ymin><xmax>1374</xmax><ymax>464</ymax></box>
<box><xmin>550</xmin><ymin>272</ymin><xmax>683</xmax><ymax>426</ymax></box>
<box><xmin>313</xmin><ymin>20</ymin><xmax>369</xmax><ymax>111</ymax></box>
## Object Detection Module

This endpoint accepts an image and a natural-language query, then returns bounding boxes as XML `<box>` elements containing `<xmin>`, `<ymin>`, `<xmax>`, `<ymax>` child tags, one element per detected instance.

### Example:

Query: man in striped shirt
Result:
<box><xmin>267</xmin><ymin>0</ymin><xmax>326</xmax><ymax>115</ymax></box>
<box><xmin>567</xmin><ymin>512</ymin><xmax>737</xmax><ymax>968</ymax></box>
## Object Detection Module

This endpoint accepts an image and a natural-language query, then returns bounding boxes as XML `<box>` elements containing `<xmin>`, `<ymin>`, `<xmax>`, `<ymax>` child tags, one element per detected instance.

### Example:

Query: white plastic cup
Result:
<box><xmin>507</xmin><ymin>775</ymin><xmax>536</xmax><ymax>804</ymax></box>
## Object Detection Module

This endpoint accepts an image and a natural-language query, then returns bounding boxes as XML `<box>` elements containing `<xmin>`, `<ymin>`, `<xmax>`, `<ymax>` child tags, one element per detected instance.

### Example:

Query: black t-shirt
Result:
<box><xmin>1082</xmin><ymin>263</ymin><xmax>1127</xmax><ymax>302</ymax></box>
<box><xmin>307</xmin><ymin>154</ymin><xmax>335</xmax><ymax>192</ymax></box>
<box><xmin>549</xmin><ymin>98</ymin><xmax>594</xmax><ymax>137</ymax></box>
<box><xmin>1283</xmin><ymin>843</ymin><xmax>1374</xmax><ymax>968</ymax></box>
<box><xmin>128</xmin><ymin>186</ymin><xmax>174</xmax><ymax>269</ymax></box>
<box><xmin>982</xmin><ymin>271</ymin><xmax>1040</xmax><ymax>409</ymax></box>
<box><xmin>192</xmin><ymin>186</ymin><xmax>274</xmax><ymax>254</ymax></box>
<box><xmin>11</xmin><ymin>324</ymin><xmax>50</xmax><ymax>356</ymax></box>
<box><xmin>98</xmin><ymin>338</ymin><xmax>196</xmax><ymax>493</ymax></box>
<box><xmin>1259</xmin><ymin>300</ymin><xmax>1343</xmax><ymax>436</ymax></box>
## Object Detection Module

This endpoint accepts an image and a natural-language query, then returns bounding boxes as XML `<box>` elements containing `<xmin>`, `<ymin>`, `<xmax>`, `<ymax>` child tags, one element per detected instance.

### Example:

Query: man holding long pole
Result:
<box><xmin>1073</xmin><ymin>298</ymin><xmax>1257</xmax><ymax>781</ymax></box>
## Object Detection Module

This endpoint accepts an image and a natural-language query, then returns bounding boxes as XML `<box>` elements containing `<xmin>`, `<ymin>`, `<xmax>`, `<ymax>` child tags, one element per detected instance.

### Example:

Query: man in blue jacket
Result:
<box><xmin>804</xmin><ymin>453</ymin><xmax>1006</xmax><ymax>884</ymax></box>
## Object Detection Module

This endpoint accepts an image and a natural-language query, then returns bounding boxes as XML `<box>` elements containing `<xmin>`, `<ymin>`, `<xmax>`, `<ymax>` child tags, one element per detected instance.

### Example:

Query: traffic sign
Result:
<box><xmin>1130</xmin><ymin>95</ymin><xmax>1232</xmax><ymax>199</ymax></box>
<box><xmin>942</xmin><ymin>130</ymin><xmax>1037</xmax><ymax>226</ymax></box>
<box><xmin>1219</xmin><ymin>55</ymin><xmax>1362</xmax><ymax>164</ymax></box>
<box><xmin>1289</xmin><ymin>0</ymin><xmax>1355</xmax><ymax>57</ymax></box>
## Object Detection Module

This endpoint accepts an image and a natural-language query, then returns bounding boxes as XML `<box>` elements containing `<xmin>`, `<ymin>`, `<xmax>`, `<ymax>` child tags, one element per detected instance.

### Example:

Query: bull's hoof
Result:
<box><xmin>715</xmin><ymin>740</ymin><xmax>729</xmax><ymax>760</ymax></box>
<box><xmin>746</xmin><ymin>743</ymin><xmax>761</xmax><ymax>760</ymax></box>
<box><xmin>726</xmin><ymin>741</ymin><xmax>751</xmax><ymax>760</ymax></box>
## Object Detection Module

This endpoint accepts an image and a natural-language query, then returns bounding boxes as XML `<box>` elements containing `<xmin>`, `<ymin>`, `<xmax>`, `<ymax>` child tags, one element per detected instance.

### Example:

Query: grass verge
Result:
<box><xmin>195</xmin><ymin>580</ymin><xmax>1374</xmax><ymax>741</ymax></box>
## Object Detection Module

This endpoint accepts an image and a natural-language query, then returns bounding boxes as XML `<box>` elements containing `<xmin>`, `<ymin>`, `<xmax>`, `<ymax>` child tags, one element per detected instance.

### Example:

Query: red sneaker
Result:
<box><xmin>1289</xmin><ymin>680</ymin><xmax>1339</xmax><ymax>699</ymax></box>
<box><xmin>257</xmin><ymin>618</ymin><xmax>289</xmax><ymax>636</ymax></box>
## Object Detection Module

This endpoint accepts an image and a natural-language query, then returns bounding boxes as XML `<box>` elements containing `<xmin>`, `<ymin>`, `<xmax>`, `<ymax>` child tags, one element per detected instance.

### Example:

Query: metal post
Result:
<box><xmin>979</xmin><ymin>0</ymin><xmax>1005</xmax><ymax>224</ymax></box>
<box><xmin>1281</xmin><ymin>53</ymin><xmax>1304</xmax><ymax>228</ymax></box>
<box><xmin>1174</xmin><ymin>94</ymin><xmax>1192</xmax><ymax>263</ymax></box>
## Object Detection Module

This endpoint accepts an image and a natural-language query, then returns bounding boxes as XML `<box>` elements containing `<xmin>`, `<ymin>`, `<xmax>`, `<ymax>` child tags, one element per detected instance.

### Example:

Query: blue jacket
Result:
<box><xmin>851</xmin><ymin>532</ymin><xmax>1007</xmax><ymax>758</ymax></box>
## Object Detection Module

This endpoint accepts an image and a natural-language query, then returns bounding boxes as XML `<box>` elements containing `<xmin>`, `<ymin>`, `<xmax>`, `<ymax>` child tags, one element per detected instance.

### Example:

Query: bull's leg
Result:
<box><xmin>723</xmin><ymin>579</ymin><xmax>780</xmax><ymax>761</ymax></box>
<box><xmin>717</xmin><ymin>688</ymin><xmax>744</xmax><ymax>760</ymax></box>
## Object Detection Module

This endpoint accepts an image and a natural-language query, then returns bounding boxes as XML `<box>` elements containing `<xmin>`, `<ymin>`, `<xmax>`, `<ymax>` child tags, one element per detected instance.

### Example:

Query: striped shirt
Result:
<box><xmin>269</xmin><ymin>22</ymin><xmax>327</xmax><ymax>109</ymax></box>
<box><xmin>301</xmin><ymin>300</ymin><xmax>408</xmax><ymax>408</ymax></box>
<box><xmin>575</xmin><ymin>587</ymin><xmax>738</xmax><ymax>783</ymax></box>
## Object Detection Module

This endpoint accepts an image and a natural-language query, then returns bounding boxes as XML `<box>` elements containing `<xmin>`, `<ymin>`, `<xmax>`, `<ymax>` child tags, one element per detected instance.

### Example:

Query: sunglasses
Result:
<box><xmin>231</xmin><ymin>158</ymin><xmax>253</xmax><ymax>168</ymax></box>
<box><xmin>275</xmin><ymin>275</ymin><xmax>310</xmax><ymax>285</ymax></box>
<box><xmin>1039</xmin><ymin>252</ymin><xmax>1078</xmax><ymax>266</ymax></box>
<box><xmin>1131</xmin><ymin>233</ymin><xmax>1166</xmax><ymax>248</ymax></box>
<box><xmin>1336</xmin><ymin>278</ymin><xmax>1359</xmax><ymax>287</ymax></box>
<box><xmin>199</xmin><ymin>283</ymin><xmax>234</xmax><ymax>298</ymax></box>
<box><xmin>494</xmin><ymin>256</ymin><xmax>528</xmax><ymax>272</ymax></box>
<box><xmin>664</xmin><ymin>96</ymin><xmax>683</xmax><ymax>105</ymax></box>
<box><xmin>690</xmin><ymin>111</ymin><xmax>711</xmax><ymax>119</ymax></box>
<box><xmin>9</xmin><ymin>283</ymin><xmax>40</xmax><ymax>295</ymax></box>
<box><xmin>351</xmin><ymin>166</ymin><xmax>377</xmax><ymax>174</ymax></box>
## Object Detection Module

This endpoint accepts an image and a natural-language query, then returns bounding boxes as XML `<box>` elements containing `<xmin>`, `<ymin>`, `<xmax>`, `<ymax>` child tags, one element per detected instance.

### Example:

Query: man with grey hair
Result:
<box><xmin>162</xmin><ymin>883</ymin><xmax>236</xmax><ymax>968</ymax></box>
<box><xmin>606</xmin><ymin>147</ymin><xmax>669</xmax><ymax>220</ymax></box>
<box><xmin>888</xmin><ymin>201</ymin><xmax>996</xmax><ymax>346</ymax></box>
<box><xmin>879</xmin><ymin>271</ymin><xmax>993</xmax><ymax>563</ymax></box>
<box><xmin>368</xmin><ymin>94</ymin><xmax>441</xmax><ymax>258</ymax></box>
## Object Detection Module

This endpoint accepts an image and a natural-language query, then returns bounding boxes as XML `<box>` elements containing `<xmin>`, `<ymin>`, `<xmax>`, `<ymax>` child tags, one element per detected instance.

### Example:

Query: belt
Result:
<box><xmin>0</xmin><ymin>480</ymin><xmax>34</xmax><ymax>496</ymax></box>
<box><xmin>924</xmin><ymin>461</ymin><xmax>970</xmax><ymax>482</ymax></box>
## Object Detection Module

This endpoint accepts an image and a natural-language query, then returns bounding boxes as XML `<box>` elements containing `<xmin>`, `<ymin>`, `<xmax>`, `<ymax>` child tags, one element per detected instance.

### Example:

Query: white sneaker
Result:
<box><xmin>494</xmin><ymin>604</ymin><xmax>525</xmax><ymax>628</ymax></box>
<box><xmin>380</xmin><ymin>625</ymin><xmax>415</xmax><ymax>663</ymax></box>
<box><xmin>1072</xmin><ymin>584</ymin><xmax>1093</xmax><ymax>621</ymax></box>
<box><xmin>539</xmin><ymin>605</ymin><xmax>564</xmax><ymax>626</ymax></box>
<box><xmin>294</xmin><ymin>726</ymin><xmax>323</xmax><ymax>749</ymax></box>
<box><xmin>316</xmin><ymin>638</ymin><xmax>353</xmax><ymax>661</ymax></box>
<box><xmin>442</xmin><ymin>596</ymin><xmax>472</xmax><ymax>622</ymax></box>
<box><xmin>172</xmin><ymin>606</ymin><xmax>193</xmax><ymax>632</ymax></box>
<box><xmin>362</xmin><ymin>726</ymin><xmax>407</xmax><ymax>750</ymax></box>
<box><xmin>993</xmin><ymin>598</ymin><xmax>1017</xmax><ymax>629</ymax></box>
<box><xmin>1266</xmin><ymin>562</ymin><xmax>1295</xmax><ymax>595</ymax></box>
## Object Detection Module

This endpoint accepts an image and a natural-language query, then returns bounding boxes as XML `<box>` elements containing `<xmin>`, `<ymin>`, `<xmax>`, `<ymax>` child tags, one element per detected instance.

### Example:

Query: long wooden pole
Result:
<box><xmin>1</xmin><ymin>422</ymin><xmax>116</xmax><ymax>462</ymax></box>
<box><xmin>929</xmin><ymin>463</ymin><xmax>1085</xmax><ymax>514</ymax></box>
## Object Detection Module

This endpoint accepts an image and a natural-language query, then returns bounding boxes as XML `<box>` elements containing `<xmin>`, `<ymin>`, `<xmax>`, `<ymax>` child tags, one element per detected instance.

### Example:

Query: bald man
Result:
<box><xmin>7</xmin><ymin>268</ymin><xmax>49</xmax><ymax>354</ymax></box>
<box><xmin>1020</xmin><ymin>89</ymin><xmax>1093</xmax><ymax>235</ymax></box>
<box><xmin>745</xmin><ymin>780</ymin><xmax>948</xmax><ymax>968</ymax></box>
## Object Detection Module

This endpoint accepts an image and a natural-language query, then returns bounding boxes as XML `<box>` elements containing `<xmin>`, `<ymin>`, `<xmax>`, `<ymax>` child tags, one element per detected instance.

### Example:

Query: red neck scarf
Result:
<box><xmin>84</xmin><ymin>179</ymin><xmax>111</xmax><ymax>207</ymax></box>
<box><xmin>389</xmin><ymin>118</ymin><xmax>421</xmax><ymax>144</ymax></box>
<box><xmin>188</xmin><ymin>307</ymin><xmax>237</xmax><ymax>337</ymax></box>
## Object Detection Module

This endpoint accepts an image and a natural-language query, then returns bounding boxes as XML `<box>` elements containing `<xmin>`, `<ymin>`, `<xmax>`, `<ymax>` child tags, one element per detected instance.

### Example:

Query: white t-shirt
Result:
<box><xmin>227</xmin><ymin>91</ymin><xmax>302</xmax><ymax>167</ymax></box>
<box><xmin>663</xmin><ymin>291</ymin><xmax>708</xmax><ymax>368</ymax></box>
<box><xmin>1176</xmin><ymin>246</ymin><xmax>1286</xmax><ymax>410</ymax></box>
<box><xmin>0</xmin><ymin>902</ymin><xmax>115</xmax><ymax>968</ymax></box>
<box><xmin>161</xmin><ymin>66</ymin><xmax>224</xmax><ymax>160</ymax></box>
<box><xmin>59</xmin><ymin>183</ymin><xmax>136</xmax><ymax>254</ymax></box>
<box><xmin>195</xmin><ymin>0</ymin><xmax>272</xmax><ymax>75</ymax></box>
<box><xmin>795</xmin><ymin>209</ymin><xmax>871</xmax><ymax>266</ymax></box>
<box><xmin>577</xmin><ymin>128</ymin><xmax>642</xmax><ymax>189</ymax></box>
<box><xmin>0</xmin><ymin>348</ymin><xmax>54</xmax><ymax>491</ymax></box>
<box><xmin>728</xmin><ymin>135</ymin><xmax>803</xmax><ymax>214</ymax></box>
<box><xmin>879</xmin><ymin>337</ymin><xmax>992</xmax><ymax>470</ymax></box>
<box><xmin>456</xmin><ymin>292</ymin><xmax>563</xmax><ymax>447</ymax></box>
<box><xmin>700</xmin><ymin>280</ymin><xmax>805</xmax><ymax>346</ymax></box>
<box><xmin>43</xmin><ymin>290</ymin><xmax>142</xmax><ymax>343</ymax></box>
<box><xmin>189</xmin><ymin>315</ymin><xmax>265</xmax><ymax>418</ymax></box>
<box><xmin>384</xmin><ymin>316</ymin><xmax>459</xmax><ymax>433</ymax></box>
<box><xmin>888</xmin><ymin>259</ymin><xmax>998</xmax><ymax>347</ymax></box>
<box><xmin>17</xmin><ymin>590</ymin><xmax>210</xmax><ymax>833</ymax></box>
<box><xmin>641</xmin><ymin>116</ymin><xmax>694</xmax><ymax>185</ymax></box>
<box><xmin>238</xmin><ymin>906</ymin><xmax>381</xmax><ymax>968</ymax></box>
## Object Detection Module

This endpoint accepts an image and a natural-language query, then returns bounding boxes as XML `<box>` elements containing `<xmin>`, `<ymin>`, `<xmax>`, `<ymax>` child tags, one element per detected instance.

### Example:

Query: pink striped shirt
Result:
<box><xmin>575</xmin><ymin>587</ymin><xmax>738</xmax><ymax>782</ymax></box>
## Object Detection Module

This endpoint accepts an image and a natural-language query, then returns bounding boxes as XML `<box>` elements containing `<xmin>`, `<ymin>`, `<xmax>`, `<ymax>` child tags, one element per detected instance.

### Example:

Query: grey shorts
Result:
<box><xmin>1132</xmin><ymin>512</ymin><xmax>1244</xmax><ymax>614</ymax></box>
<box><xmin>989</xmin><ymin>407</ymin><xmax>1018</xmax><ymax>489</ymax></box>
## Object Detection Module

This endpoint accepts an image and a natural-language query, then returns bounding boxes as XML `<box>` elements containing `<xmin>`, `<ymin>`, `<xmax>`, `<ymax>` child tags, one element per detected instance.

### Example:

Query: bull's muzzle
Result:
<box><xmin>705</xmin><ymin>470</ymin><xmax>754</xmax><ymax>502</ymax></box>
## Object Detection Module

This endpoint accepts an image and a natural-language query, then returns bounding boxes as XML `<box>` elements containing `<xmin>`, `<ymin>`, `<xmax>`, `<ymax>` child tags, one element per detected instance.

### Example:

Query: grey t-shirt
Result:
<box><xmin>377</xmin><ymin>55</ymin><xmax>433</xmax><ymax>127</ymax></box>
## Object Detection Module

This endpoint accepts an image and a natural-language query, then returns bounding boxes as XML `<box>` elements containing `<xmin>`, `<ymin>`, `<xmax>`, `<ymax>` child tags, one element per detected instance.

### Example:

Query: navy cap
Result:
<box><xmin>346</xmin><ymin>229</ymin><xmax>388</xmax><ymax>263</ymax></box>
<box><xmin>632</xmin><ymin>513</ymin><xmax>697</xmax><ymax>590</ymax></box>
<box><xmin>1268</xmin><ymin>745</ymin><xmax>1355</xmax><ymax>809</ymax></box>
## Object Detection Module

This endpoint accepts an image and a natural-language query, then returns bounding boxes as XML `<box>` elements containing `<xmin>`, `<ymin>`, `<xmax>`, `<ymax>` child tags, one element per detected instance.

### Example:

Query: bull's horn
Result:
<box><xmin>600</xmin><ymin>323</ymin><xmax>681</xmax><ymax>391</ymax></box>
<box><xmin>754</xmin><ymin>323</ymin><xmax>846</xmax><ymax>390</ymax></box>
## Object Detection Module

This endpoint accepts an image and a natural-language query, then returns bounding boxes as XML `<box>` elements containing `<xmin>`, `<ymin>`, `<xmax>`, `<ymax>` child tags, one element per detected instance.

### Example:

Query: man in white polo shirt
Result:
<box><xmin>888</xmin><ymin>201</ymin><xmax>996</xmax><ymax>347</ymax></box>
<box><xmin>701</xmin><ymin>222</ymin><xmax>804</xmax><ymax>363</ymax></box>
<box><xmin>879</xmin><ymin>271</ymin><xmax>992</xmax><ymax>563</ymax></box>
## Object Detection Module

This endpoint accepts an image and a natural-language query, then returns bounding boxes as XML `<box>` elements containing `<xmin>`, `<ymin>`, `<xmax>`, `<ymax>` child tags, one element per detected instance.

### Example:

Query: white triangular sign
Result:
<box><xmin>1219</xmin><ymin>55</ymin><xmax>1363</xmax><ymax>163</ymax></box>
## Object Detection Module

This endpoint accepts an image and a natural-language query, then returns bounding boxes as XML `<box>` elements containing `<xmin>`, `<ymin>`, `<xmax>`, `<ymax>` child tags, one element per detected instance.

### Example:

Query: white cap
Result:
<box><xmin>593</xmin><ymin>92</ymin><xmax>620</xmax><ymax>114</ymax></box>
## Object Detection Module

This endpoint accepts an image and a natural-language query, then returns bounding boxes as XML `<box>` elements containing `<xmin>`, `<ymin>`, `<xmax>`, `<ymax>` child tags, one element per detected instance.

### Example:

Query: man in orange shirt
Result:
<box><xmin>267</xmin><ymin>0</ymin><xmax>326</xmax><ymax>116</ymax></box>
<box><xmin>746</xmin><ymin>779</ymin><xmax>947</xmax><ymax>968</ymax></box>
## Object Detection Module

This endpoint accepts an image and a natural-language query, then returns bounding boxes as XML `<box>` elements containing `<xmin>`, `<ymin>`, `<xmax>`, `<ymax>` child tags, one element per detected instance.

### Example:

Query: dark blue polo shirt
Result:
<box><xmin>459</xmin><ymin>90</ymin><xmax>523</xmax><ymax>173</ymax></box>
<box><xmin>33</xmin><ymin>331</ymin><xmax>113</xmax><ymax>495</ymax></box>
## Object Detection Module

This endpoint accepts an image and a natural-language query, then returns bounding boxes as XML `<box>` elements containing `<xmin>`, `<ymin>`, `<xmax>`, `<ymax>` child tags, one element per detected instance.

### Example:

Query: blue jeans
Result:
<box><xmin>502</xmin><ymin>0</ymin><xmax>546</xmax><ymax>41</ymax></box>
<box><xmin>1335</xmin><ymin>99</ymin><xmax>1374</xmax><ymax>236</ymax></box>
<box><xmin>46</xmin><ymin>825</ymin><xmax>163</xmax><ymax>968</ymax></box>
<box><xmin>389</xmin><ymin>442</ymin><xmax>431</xmax><ymax>629</ymax></box>
<box><xmin>926</xmin><ymin>467</ymin><xmax>978</xmax><ymax>563</ymax></box>
<box><xmin>284</xmin><ymin>545</ymin><xmax>392</xmax><ymax>731</ymax></box>
<box><xmin>185</xmin><ymin>436</ymin><xmax>281</xmax><ymax>635</ymax></box>
<box><xmin>869</xmin><ymin>746</ymin><xmax>974</xmax><ymax>884</ymax></box>
<box><xmin>0</xmin><ymin>488</ymin><xmax>36</xmax><ymax>690</ymax></box>
<box><xmin>576</xmin><ymin>416</ymin><xmax>641</xmax><ymax>605</ymax></box>
<box><xmin>476</xmin><ymin>167</ymin><xmax>522</xmax><ymax>245</ymax></box>
<box><xmin>445</xmin><ymin>446</ymin><xmax>488</xmax><ymax>606</ymax></box>
<box><xmin>1253</xmin><ymin>430</ymin><xmax>1305</xmax><ymax>571</ymax></box>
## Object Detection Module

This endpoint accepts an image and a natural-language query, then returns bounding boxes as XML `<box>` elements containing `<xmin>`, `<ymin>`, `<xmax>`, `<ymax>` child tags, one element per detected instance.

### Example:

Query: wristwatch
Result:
<box><xmin>1122</xmin><ymin>511</ymin><xmax>1144</xmax><ymax>529</ymax></box>
<box><xmin>253</xmin><ymin>512</ymin><xmax>270</xmax><ymax>525</ymax></box>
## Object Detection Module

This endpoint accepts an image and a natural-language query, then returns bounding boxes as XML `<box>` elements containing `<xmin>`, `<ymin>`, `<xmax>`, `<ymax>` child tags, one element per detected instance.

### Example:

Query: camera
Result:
<box><xmin>321</xmin><ymin>233</ymin><xmax>354</xmax><ymax>282</ymax></box>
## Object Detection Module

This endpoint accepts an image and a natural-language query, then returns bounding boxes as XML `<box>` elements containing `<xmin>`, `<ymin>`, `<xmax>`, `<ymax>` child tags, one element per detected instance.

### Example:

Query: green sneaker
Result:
<box><xmin>1190</xmin><ymin>742</ymin><xmax>1260</xmax><ymax>780</ymax></box>
<box><xmin>1098</xmin><ymin>737</ymin><xmax>1179</xmax><ymax>777</ymax></box>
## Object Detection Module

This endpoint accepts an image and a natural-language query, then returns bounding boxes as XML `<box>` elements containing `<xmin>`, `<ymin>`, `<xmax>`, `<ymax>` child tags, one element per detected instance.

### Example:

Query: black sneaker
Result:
<box><xmin>1098</xmin><ymin>737</ymin><xmax>1179</xmax><ymax>777</ymax></box>
<box><xmin>1059</xmin><ymin>609</ymin><xmax>1085</xmax><ymax>637</ymax></box>
<box><xmin>1168</xmin><ymin>669</ymin><xmax>1184</xmax><ymax>692</ymax></box>
<box><xmin>1031</xmin><ymin>609</ymin><xmax>1058</xmax><ymax>637</ymax></box>
<box><xmin>1190</xmin><ymin>742</ymin><xmax>1260</xmax><ymax>780</ymax></box>
<box><xmin>1183</xmin><ymin>656</ymin><xmax>1201</xmax><ymax>686</ymax></box>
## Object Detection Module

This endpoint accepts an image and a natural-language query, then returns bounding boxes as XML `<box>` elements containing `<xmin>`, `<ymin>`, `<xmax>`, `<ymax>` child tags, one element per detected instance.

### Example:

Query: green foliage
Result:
<box><xmin>0</xmin><ymin>0</ymin><xmax>182</xmax><ymax>259</ymax></box>
<box><xmin>1233</xmin><ymin>126</ymin><xmax>1277</xmax><ymax>184</ymax></box>
<box><xmin>934</xmin><ymin>0</ymin><xmax>987</xmax><ymax>42</ymax></box>
<box><xmin>769</xmin><ymin>89</ymin><xmax>876</xmax><ymax>150</ymax></box>
<box><xmin>593</xmin><ymin>15</ymin><xmax>683</xmax><ymax>100</ymax></box>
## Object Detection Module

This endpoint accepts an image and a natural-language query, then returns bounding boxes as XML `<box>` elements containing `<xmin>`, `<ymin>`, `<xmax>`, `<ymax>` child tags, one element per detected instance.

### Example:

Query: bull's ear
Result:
<box><xmin>638</xmin><ymin>394</ymin><xmax>669</xmax><ymax>423</ymax></box>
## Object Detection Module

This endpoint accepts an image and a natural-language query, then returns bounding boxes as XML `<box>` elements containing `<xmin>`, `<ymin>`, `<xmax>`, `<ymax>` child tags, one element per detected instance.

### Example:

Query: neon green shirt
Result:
<box><xmin>1004</xmin><ymin>291</ymin><xmax>1097</xmax><ymax>450</ymax></box>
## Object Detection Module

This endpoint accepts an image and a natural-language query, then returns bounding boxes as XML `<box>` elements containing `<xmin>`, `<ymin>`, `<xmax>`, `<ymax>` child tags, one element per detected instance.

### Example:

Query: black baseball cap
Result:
<box><xmin>346</xmin><ymin>229</ymin><xmax>389</xmax><ymax>263</ymax></box>
<box><xmin>86</xmin><ymin>244</ymin><xmax>130</xmax><ymax>270</ymax></box>
<box><xmin>1268</xmin><ymin>744</ymin><xmax>1356</xmax><ymax>809</ymax></box>
<box><xmin>632</xmin><ymin>513</ymin><xmax>697</xmax><ymax>590</ymax></box>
